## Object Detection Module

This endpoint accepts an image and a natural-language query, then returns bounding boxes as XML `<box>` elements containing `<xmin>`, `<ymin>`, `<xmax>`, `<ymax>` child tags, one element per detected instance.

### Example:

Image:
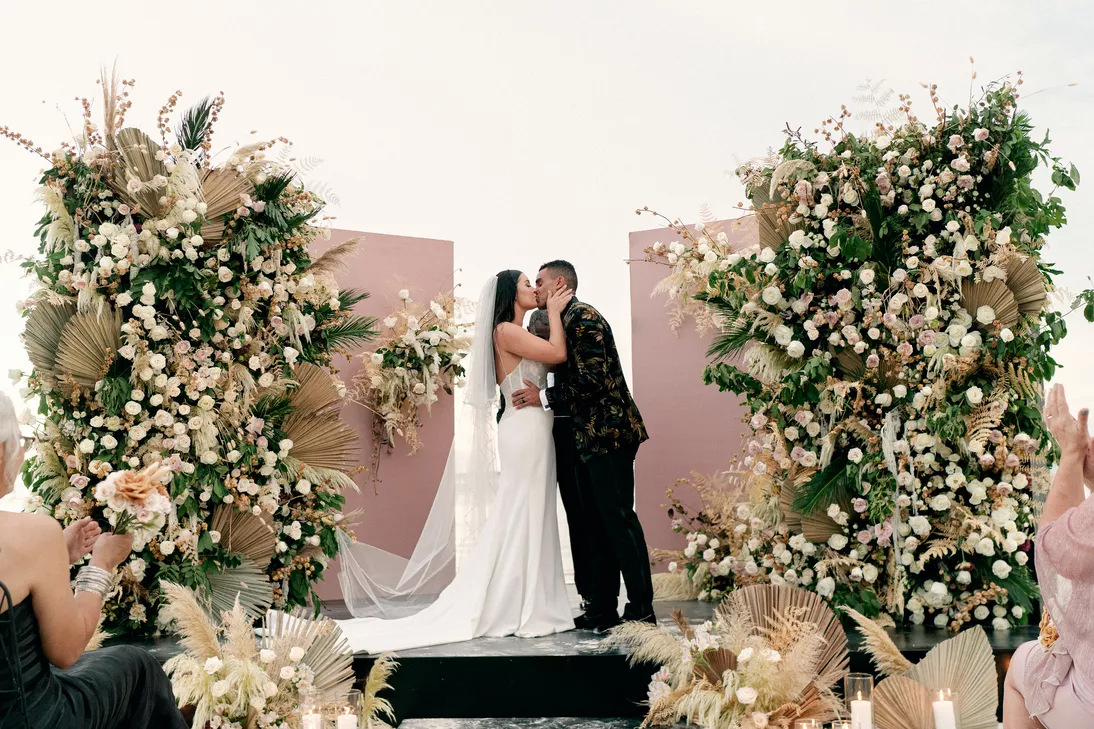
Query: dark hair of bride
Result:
<box><xmin>492</xmin><ymin>269</ymin><xmax>523</xmax><ymax>332</ymax></box>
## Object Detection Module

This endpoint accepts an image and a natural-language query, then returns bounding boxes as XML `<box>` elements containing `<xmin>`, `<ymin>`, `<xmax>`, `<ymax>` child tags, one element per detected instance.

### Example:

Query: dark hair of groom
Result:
<box><xmin>538</xmin><ymin>259</ymin><xmax>578</xmax><ymax>293</ymax></box>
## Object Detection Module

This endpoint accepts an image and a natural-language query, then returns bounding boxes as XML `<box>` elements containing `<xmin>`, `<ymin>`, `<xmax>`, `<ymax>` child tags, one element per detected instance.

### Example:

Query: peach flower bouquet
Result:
<box><xmin>93</xmin><ymin>461</ymin><xmax>176</xmax><ymax>538</ymax></box>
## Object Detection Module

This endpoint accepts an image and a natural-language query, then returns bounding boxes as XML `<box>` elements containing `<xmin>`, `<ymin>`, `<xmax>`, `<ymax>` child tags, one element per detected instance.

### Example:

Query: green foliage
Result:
<box><xmin>791</xmin><ymin>453</ymin><xmax>852</xmax><ymax>516</ymax></box>
<box><xmin>175</xmin><ymin>97</ymin><xmax>214</xmax><ymax>152</ymax></box>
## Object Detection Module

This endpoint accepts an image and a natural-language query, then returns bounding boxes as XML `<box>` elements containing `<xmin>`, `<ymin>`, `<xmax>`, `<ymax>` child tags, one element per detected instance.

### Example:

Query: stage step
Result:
<box><xmin>401</xmin><ymin>720</ymin><xmax>643</xmax><ymax>729</ymax></box>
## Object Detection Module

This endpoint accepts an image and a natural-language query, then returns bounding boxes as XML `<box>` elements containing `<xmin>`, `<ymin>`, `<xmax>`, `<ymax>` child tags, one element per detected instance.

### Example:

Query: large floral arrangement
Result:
<box><xmin>161</xmin><ymin>582</ymin><xmax>397</xmax><ymax>729</ymax></box>
<box><xmin>6</xmin><ymin>73</ymin><xmax>376</xmax><ymax>635</ymax></box>
<box><xmin>606</xmin><ymin>584</ymin><xmax>848</xmax><ymax>729</ymax></box>
<box><xmin>646</xmin><ymin>78</ymin><xmax>1079</xmax><ymax>629</ymax></box>
<box><xmin>352</xmin><ymin>290</ymin><xmax>469</xmax><ymax>474</ymax></box>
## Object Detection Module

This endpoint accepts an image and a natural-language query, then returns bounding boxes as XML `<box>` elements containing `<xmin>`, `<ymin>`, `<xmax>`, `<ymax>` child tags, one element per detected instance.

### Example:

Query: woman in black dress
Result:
<box><xmin>0</xmin><ymin>392</ymin><xmax>187</xmax><ymax>729</ymax></box>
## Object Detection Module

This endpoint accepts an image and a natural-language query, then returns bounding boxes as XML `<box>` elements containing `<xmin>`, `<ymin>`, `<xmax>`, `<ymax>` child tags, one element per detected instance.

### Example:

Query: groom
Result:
<box><xmin>512</xmin><ymin>260</ymin><xmax>654</xmax><ymax>631</ymax></box>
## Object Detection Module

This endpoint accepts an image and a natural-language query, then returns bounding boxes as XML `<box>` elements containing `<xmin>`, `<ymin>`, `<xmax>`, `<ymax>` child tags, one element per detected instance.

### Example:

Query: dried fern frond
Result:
<box><xmin>159</xmin><ymin>581</ymin><xmax>221</xmax><ymax>660</ymax></box>
<box><xmin>840</xmin><ymin>606</ymin><xmax>912</xmax><ymax>677</ymax></box>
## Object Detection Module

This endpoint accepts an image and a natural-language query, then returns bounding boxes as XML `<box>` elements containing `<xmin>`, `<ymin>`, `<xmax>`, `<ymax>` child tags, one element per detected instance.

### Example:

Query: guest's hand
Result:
<box><xmin>89</xmin><ymin>531</ymin><xmax>135</xmax><ymax>572</ymax></box>
<box><xmin>63</xmin><ymin>517</ymin><xmax>101</xmax><ymax>565</ymax></box>
<box><xmin>1045</xmin><ymin>383</ymin><xmax>1089</xmax><ymax>461</ymax></box>
<box><xmin>512</xmin><ymin>379</ymin><xmax>542</xmax><ymax>410</ymax></box>
<box><xmin>1086</xmin><ymin>436</ymin><xmax>1094</xmax><ymax>487</ymax></box>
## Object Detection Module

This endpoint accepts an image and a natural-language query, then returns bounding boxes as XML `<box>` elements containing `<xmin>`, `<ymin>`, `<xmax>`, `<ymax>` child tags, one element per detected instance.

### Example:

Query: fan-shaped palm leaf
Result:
<box><xmin>210</xmin><ymin>505</ymin><xmax>277</xmax><ymax>570</ymax></box>
<box><xmin>874</xmin><ymin>675</ymin><xmax>933</xmax><ymax>729</ymax></box>
<box><xmin>961</xmin><ymin>279</ymin><xmax>1019</xmax><ymax>329</ymax></box>
<box><xmin>54</xmin><ymin>308</ymin><xmax>122</xmax><ymax>390</ymax></box>
<box><xmin>1004</xmin><ymin>254</ymin><xmax>1047</xmax><ymax>318</ymax></box>
<box><xmin>263</xmin><ymin>609</ymin><xmax>355</xmax><ymax>704</ymax></box>
<box><xmin>23</xmin><ymin>300</ymin><xmax>76</xmax><ymax>384</ymax></box>
<box><xmin>905</xmin><ymin>627</ymin><xmax>998</xmax><ymax>729</ymax></box>
<box><xmin>206</xmin><ymin>557</ymin><xmax>274</xmax><ymax>621</ymax></box>
<box><xmin>113</xmin><ymin>127</ymin><xmax>167</xmax><ymax>215</ymax></box>
<box><xmin>282</xmin><ymin>363</ymin><xmax>359</xmax><ymax>472</ymax></box>
<box><xmin>199</xmin><ymin>168</ymin><xmax>253</xmax><ymax>243</ymax></box>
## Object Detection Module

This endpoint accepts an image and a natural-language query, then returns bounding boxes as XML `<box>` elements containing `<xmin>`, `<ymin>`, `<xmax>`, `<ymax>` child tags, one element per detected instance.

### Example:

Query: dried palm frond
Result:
<box><xmin>779</xmin><ymin>478</ymin><xmax>844</xmax><ymax>542</ymax></box>
<box><xmin>282</xmin><ymin>414</ymin><xmax>359</xmax><ymax>473</ymax></box>
<box><xmin>692</xmin><ymin>647</ymin><xmax>738</xmax><ymax>686</ymax></box>
<box><xmin>839</xmin><ymin>607</ymin><xmax>913</xmax><ymax>676</ymax></box>
<box><xmin>961</xmin><ymin>279</ymin><xmax>1019</xmax><ymax>329</ymax></box>
<box><xmin>602</xmin><ymin>621</ymin><xmax>685</xmax><ymax>673</ymax></box>
<box><xmin>209</xmin><ymin>505</ymin><xmax>277</xmax><ymax>569</ymax></box>
<box><xmin>113</xmin><ymin>127</ymin><xmax>167</xmax><ymax>215</ymax></box>
<box><xmin>307</xmin><ymin>237</ymin><xmax>362</xmax><ymax>277</ymax></box>
<box><xmin>206</xmin><ymin>557</ymin><xmax>274</xmax><ymax>621</ymax></box>
<box><xmin>288</xmin><ymin>362</ymin><xmax>343</xmax><ymax>413</ymax></box>
<box><xmin>362</xmin><ymin>653</ymin><xmax>399</xmax><ymax>727</ymax></box>
<box><xmin>652</xmin><ymin>571</ymin><xmax>701</xmax><ymax>601</ymax></box>
<box><xmin>874</xmin><ymin>675</ymin><xmax>933</xmax><ymax>729</ymax></box>
<box><xmin>23</xmin><ymin>300</ymin><xmax>76</xmax><ymax>383</ymax></box>
<box><xmin>199</xmin><ymin>168</ymin><xmax>253</xmax><ymax>243</ymax></box>
<box><xmin>906</xmin><ymin>627</ymin><xmax>998</xmax><ymax>729</ymax></box>
<box><xmin>54</xmin><ymin>308</ymin><xmax>122</xmax><ymax>390</ymax></box>
<box><xmin>159</xmin><ymin>582</ymin><xmax>221</xmax><ymax>660</ymax></box>
<box><xmin>262</xmin><ymin>609</ymin><xmax>355</xmax><ymax>705</ymax></box>
<box><xmin>720</xmin><ymin>584</ymin><xmax>848</xmax><ymax>687</ymax></box>
<box><xmin>1004</xmin><ymin>254</ymin><xmax>1047</xmax><ymax>318</ymax></box>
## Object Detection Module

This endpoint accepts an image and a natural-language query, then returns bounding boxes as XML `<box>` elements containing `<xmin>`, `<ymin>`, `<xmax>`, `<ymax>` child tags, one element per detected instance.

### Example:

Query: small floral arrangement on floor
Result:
<box><xmin>604</xmin><ymin>584</ymin><xmax>848</xmax><ymax>729</ymax></box>
<box><xmin>161</xmin><ymin>582</ymin><xmax>397</xmax><ymax>729</ymax></box>
<box><xmin>352</xmin><ymin>290</ymin><xmax>470</xmax><ymax>474</ymax></box>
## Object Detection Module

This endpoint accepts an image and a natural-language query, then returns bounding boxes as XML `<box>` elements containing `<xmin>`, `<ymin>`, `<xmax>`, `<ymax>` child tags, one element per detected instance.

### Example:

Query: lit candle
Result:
<box><xmin>302</xmin><ymin>710</ymin><xmax>323</xmax><ymax>729</ymax></box>
<box><xmin>336</xmin><ymin>708</ymin><xmax>358</xmax><ymax>729</ymax></box>
<box><xmin>932</xmin><ymin>689</ymin><xmax>957</xmax><ymax>729</ymax></box>
<box><xmin>850</xmin><ymin>691</ymin><xmax>873</xmax><ymax>729</ymax></box>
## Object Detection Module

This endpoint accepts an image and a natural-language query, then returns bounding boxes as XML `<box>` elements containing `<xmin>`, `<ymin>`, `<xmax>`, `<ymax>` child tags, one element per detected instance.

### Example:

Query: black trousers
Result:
<box><xmin>576</xmin><ymin>444</ymin><xmax>654</xmax><ymax>615</ymax></box>
<box><xmin>553</xmin><ymin>418</ymin><xmax>593</xmax><ymax>602</ymax></box>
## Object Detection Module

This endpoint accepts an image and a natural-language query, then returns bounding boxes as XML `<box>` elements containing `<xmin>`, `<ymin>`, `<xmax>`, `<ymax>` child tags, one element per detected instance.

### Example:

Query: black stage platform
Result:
<box><xmin>124</xmin><ymin>597</ymin><xmax>1033</xmax><ymax>725</ymax></box>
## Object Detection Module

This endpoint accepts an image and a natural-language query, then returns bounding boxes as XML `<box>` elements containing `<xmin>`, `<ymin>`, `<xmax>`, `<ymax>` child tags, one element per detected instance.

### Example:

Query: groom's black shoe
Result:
<box><xmin>622</xmin><ymin>603</ymin><xmax>657</xmax><ymax>625</ymax></box>
<box><xmin>574</xmin><ymin>608</ymin><xmax>621</xmax><ymax>633</ymax></box>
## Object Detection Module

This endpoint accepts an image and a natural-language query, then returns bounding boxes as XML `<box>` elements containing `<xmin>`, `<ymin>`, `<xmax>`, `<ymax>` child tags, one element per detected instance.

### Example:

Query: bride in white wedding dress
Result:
<box><xmin>335</xmin><ymin>270</ymin><xmax>576</xmax><ymax>653</ymax></box>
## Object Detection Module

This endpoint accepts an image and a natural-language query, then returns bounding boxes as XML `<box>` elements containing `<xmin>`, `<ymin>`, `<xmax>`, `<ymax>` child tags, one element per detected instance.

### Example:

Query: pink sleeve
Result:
<box><xmin>1037</xmin><ymin>497</ymin><xmax>1094</xmax><ymax>584</ymax></box>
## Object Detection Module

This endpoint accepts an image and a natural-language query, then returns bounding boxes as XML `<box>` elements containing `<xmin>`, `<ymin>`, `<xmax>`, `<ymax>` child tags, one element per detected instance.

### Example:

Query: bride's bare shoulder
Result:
<box><xmin>493</xmin><ymin>322</ymin><xmax>528</xmax><ymax>347</ymax></box>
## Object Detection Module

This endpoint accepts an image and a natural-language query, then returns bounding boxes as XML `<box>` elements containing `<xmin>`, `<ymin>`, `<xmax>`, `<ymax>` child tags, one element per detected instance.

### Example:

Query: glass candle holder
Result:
<box><xmin>335</xmin><ymin>689</ymin><xmax>362</xmax><ymax>729</ymax></box>
<box><xmin>793</xmin><ymin>720</ymin><xmax>820</xmax><ymax>729</ymax></box>
<box><xmin>844</xmin><ymin>673</ymin><xmax>874</xmax><ymax>729</ymax></box>
<box><xmin>930</xmin><ymin>688</ymin><xmax>960</xmax><ymax>729</ymax></box>
<box><xmin>300</xmin><ymin>698</ymin><xmax>323</xmax><ymax>729</ymax></box>
<box><xmin>829</xmin><ymin>722</ymin><xmax>852</xmax><ymax>729</ymax></box>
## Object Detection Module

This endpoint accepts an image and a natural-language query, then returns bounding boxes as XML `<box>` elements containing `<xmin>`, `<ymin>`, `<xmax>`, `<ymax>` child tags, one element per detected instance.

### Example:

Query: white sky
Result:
<box><xmin>0</xmin><ymin>1</ymin><xmax>1092</xmax><ymax>503</ymax></box>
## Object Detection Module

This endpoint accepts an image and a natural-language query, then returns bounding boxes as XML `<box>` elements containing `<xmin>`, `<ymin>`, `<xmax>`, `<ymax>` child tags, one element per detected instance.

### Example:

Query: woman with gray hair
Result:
<box><xmin>0</xmin><ymin>392</ymin><xmax>186</xmax><ymax>728</ymax></box>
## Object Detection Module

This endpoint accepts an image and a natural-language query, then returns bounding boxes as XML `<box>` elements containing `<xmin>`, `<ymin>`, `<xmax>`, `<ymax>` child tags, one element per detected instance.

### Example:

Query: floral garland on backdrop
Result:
<box><xmin>645</xmin><ymin>77</ymin><xmax>1081</xmax><ymax>630</ymax></box>
<box><xmin>5</xmin><ymin>72</ymin><xmax>377</xmax><ymax>635</ymax></box>
<box><xmin>352</xmin><ymin>289</ymin><xmax>470</xmax><ymax>476</ymax></box>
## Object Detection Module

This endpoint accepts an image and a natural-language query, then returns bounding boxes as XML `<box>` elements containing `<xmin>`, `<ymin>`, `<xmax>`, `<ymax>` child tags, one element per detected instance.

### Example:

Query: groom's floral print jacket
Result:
<box><xmin>545</xmin><ymin>300</ymin><xmax>648</xmax><ymax>461</ymax></box>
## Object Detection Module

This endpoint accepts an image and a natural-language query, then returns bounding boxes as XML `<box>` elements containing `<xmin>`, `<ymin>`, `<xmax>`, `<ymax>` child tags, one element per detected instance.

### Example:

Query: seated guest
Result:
<box><xmin>1004</xmin><ymin>384</ymin><xmax>1094</xmax><ymax>728</ymax></box>
<box><xmin>0</xmin><ymin>393</ymin><xmax>186</xmax><ymax>729</ymax></box>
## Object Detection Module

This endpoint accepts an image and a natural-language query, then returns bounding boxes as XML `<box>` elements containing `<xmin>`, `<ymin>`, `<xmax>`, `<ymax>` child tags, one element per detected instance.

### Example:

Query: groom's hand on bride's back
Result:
<box><xmin>512</xmin><ymin>379</ymin><xmax>542</xmax><ymax>410</ymax></box>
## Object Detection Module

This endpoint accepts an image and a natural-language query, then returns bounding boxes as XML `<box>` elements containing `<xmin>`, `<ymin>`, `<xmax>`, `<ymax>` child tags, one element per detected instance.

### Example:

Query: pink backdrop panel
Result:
<box><xmin>311</xmin><ymin>229</ymin><xmax>455</xmax><ymax>601</ymax></box>
<box><xmin>628</xmin><ymin>218</ymin><xmax>756</xmax><ymax>564</ymax></box>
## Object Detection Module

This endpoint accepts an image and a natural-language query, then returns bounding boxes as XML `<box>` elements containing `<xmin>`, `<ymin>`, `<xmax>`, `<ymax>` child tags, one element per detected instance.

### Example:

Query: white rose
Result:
<box><xmin>703</xmin><ymin>548</ymin><xmax>716</xmax><ymax>561</ymax></box>
<box><xmin>859</xmin><ymin>268</ymin><xmax>875</xmax><ymax>285</ymax></box>
<box><xmin>211</xmin><ymin>679</ymin><xmax>230</xmax><ymax>698</ymax></box>
<box><xmin>289</xmin><ymin>646</ymin><xmax>306</xmax><ymax>663</ymax></box>
<box><xmin>993</xmin><ymin>617</ymin><xmax>1011</xmax><ymax>631</ymax></box>
<box><xmin>816</xmin><ymin>576</ymin><xmax>836</xmax><ymax>597</ymax></box>
<box><xmin>296</xmin><ymin>479</ymin><xmax>312</xmax><ymax>495</ymax></box>
<box><xmin>992</xmin><ymin>560</ymin><xmax>1013</xmax><ymax>579</ymax></box>
<box><xmin>204</xmin><ymin>656</ymin><xmax>223</xmax><ymax>674</ymax></box>
<box><xmin>735</xmin><ymin>687</ymin><xmax>759</xmax><ymax>705</ymax></box>
<box><xmin>976</xmin><ymin>306</ymin><xmax>996</xmax><ymax>326</ymax></box>
<box><xmin>863</xmin><ymin>564</ymin><xmax>878</xmax><ymax>583</ymax></box>
<box><xmin>761</xmin><ymin>287</ymin><xmax>782</xmax><ymax>306</ymax></box>
<box><xmin>786</xmin><ymin>341</ymin><xmax>805</xmax><ymax>358</ymax></box>
<box><xmin>159</xmin><ymin>541</ymin><xmax>175</xmax><ymax>556</ymax></box>
<box><xmin>280</xmin><ymin>666</ymin><xmax>295</xmax><ymax>680</ymax></box>
<box><xmin>922</xmin><ymin>199</ymin><xmax>937</xmax><ymax>212</ymax></box>
<box><xmin>217</xmin><ymin>266</ymin><xmax>234</xmax><ymax>283</ymax></box>
<box><xmin>78</xmin><ymin>438</ymin><xmax>95</xmax><ymax>454</ymax></box>
<box><xmin>875</xmin><ymin>135</ymin><xmax>892</xmax><ymax>149</ymax></box>
<box><xmin>966</xmin><ymin>386</ymin><xmax>984</xmax><ymax>405</ymax></box>
<box><xmin>848</xmin><ymin>448</ymin><xmax>863</xmax><ymax>464</ymax></box>
<box><xmin>260</xmin><ymin>649</ymin><xmax>276</xmax><ymax>663</ymax></box>
<box><xmin>1000</xmin><ymin>328</ymin><xmax>1014</xmax><ymax>342</ymax></box>
<box><xmin>371</xmin><ymin>353</ymin><xmax>384</xmax><ymax>365</ymax></box>
<box><xmin>828</xmin><ymin>534</ymin><xmax>848</xmax><ymax>550</ymax></box>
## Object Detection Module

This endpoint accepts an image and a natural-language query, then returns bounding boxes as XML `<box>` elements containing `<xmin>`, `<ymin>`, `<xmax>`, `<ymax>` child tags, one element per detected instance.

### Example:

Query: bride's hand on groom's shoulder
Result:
<box><xmin>546</xmin><ymin>287</ymin><xmax>573</xmax><ymax>315</ymax></box>
<box><xmin>512</xmin><ymin>379</ymin><xmax>541</xmax><ymax>410</ymax></box>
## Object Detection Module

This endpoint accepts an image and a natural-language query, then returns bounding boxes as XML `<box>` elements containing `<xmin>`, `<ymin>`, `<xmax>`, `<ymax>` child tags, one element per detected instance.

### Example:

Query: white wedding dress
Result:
<box><xmin>335</xmin><ymin>358</ymin><xmax>575</xmax><ymax>654</ymax></box>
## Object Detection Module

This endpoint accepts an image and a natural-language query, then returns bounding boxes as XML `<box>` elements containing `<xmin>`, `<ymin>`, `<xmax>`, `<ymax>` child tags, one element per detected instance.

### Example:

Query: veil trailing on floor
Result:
<box><xmin>336</xmin><ymin>276</ymin><xmax>501</xmax><ymax>618</ymax></box>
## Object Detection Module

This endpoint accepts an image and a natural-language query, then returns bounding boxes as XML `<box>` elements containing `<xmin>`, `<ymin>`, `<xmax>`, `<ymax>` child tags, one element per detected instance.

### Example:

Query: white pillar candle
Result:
<box><xmin>302</xmin><ymin>711</ymin><xmax>323</xmax><ymax>729</ymax></box>
<box><xmin>932</xmin><ymin>690</ymin><xmax>957</xmax><ymax>729</ymax></box>
<box><xmin>850</xmin><ymin>694</ymin><xmax>873</xmax><ymax>729</ymax></box>
<box><xmin>336</xmin><ymin>713</ymin><xmax>358</xmax><ymax>729</ymax></box>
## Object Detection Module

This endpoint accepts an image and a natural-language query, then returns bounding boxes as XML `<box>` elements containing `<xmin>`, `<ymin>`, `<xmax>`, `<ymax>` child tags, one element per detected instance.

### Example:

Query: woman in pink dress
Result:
<box><xmin>1004</xmin><ymin>384</ymin><xmax>1094</xmax><ymax>728</ymax></box>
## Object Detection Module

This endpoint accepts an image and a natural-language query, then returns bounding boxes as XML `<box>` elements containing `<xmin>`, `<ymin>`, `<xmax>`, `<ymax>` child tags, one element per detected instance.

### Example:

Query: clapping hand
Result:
<box><xmin>1044</xmin><ymin>384</ymin><xmax>1091</xmax><ymax>466</ymax></box>
<box><xmin>63</xmin><ymin>516</ymin><xmax>102</xmax><ymax>565</ymax></box>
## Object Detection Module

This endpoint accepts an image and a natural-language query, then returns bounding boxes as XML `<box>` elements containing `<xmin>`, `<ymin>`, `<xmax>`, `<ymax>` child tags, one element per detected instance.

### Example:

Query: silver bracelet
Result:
<box><xmin>75</xmin><ymin>565</ymin><xmax>115</xmax><ymax>599</ymax></box>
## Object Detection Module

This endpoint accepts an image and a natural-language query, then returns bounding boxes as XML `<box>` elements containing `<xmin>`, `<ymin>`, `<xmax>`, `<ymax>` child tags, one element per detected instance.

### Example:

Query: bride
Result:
<box><xmin>335</xmin><ymin>270</ymin><xmax>576</xmax><ymax>653</ymax></box>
